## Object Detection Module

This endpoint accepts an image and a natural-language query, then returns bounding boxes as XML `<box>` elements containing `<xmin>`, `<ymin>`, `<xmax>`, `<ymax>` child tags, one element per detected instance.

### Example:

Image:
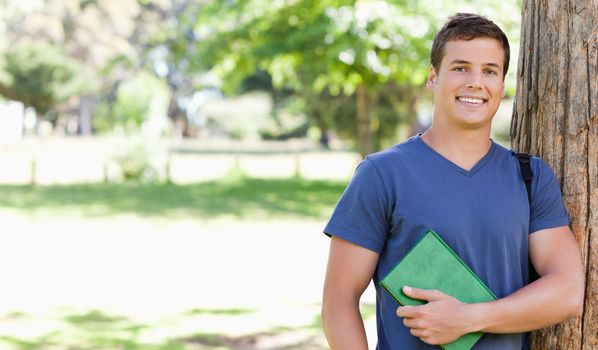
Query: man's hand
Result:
<box><xmin>396</xmin><ymin>286</ymin><xmax>479</xmax><ymax>346</ymax></box>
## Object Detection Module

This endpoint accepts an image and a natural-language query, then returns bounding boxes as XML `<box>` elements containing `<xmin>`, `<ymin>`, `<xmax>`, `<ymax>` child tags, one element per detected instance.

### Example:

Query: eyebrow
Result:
<box><xmin>448</xmin><ymin>59</ymin><xmax>502</xmax><ymax>69</ymax></box>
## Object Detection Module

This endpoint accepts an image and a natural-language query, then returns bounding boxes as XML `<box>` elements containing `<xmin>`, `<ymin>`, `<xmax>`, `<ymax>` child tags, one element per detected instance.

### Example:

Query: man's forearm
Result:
<box><xmin>322</xmin><ymin>297</ymin><xmax>369</xmax><ymax>350</ymax></box>
<box><xmin>470</xmin><ymin>271</ymin><xmax>584</xmax><ymax>334</ymax></box>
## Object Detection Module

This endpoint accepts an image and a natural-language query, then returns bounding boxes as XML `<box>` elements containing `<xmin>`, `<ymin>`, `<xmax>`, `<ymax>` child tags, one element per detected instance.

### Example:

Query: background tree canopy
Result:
<box><xmin>0</xmin><ymin>41</ymin><xmax>86</xmax><ymax>116</ymax></box>
<box><xmin>0</xmin><ymin>0</ymin><xmax>521</xmax><ymax>155</ymax></box>
<box><xmin>186</xmin><ymin>0</ymin><xmax>522</xmax><ymax>155</ymax></box>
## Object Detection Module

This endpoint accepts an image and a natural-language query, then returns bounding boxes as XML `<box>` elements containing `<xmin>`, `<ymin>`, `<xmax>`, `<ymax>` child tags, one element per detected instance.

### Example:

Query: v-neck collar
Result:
<box><xmin>414</xmin><ymin>134</ymin><xmax>497</xmax><ymax>177</ymax></box>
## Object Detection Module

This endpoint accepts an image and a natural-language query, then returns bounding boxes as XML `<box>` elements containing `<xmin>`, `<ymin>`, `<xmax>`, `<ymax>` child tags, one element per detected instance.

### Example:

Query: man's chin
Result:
<box><xmin>454</xmin><ymin>115</ymin><xmax>494</xmax><ymax>130</ymax></box>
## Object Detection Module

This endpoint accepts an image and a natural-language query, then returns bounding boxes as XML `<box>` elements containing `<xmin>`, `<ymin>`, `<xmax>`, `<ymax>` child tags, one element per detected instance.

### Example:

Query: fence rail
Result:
<box><xmin>0</xmin><ymin>137</ymin><xmax>360</xmax><ymax>185</ymax></box>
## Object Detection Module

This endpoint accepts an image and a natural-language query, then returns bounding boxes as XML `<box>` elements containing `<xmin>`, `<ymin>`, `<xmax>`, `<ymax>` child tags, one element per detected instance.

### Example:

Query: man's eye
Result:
<box><xmin>453</xmin><ymin>67</ymin><xmax>466</xmax><ymax>72</ymax></box>
<box><xmin>485</xmin><ymin>69</ymin><xmax>498</xmax><ymax>75</ymax></box>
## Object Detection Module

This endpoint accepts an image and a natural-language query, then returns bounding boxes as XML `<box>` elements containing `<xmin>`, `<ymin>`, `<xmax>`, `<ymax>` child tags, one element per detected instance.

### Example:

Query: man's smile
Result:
<box><xmin>456</xmin><ymin>96</ymin><xmax>488</xmax><ymax>105</ymax></box>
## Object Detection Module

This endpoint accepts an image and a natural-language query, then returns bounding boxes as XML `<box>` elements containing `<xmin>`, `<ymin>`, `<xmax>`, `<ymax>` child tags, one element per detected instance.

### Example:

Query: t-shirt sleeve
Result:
<box><xmin>323</xmin><ymin>158</ymin><xmax>391</xmax><ymax>253</ymax></box>
<box><xmin>529</xmin><ymin>158</ymin><xmax>570</xmax><ymax>234</ymax></box>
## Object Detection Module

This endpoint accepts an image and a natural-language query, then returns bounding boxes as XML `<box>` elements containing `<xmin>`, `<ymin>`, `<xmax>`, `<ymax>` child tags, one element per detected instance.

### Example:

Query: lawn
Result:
<box><xmin>0</xmin><ymin>176</ymin><xmax>346</xmax><ymax>220</ymax></box>
<box><xmin>0</xmin><ymin>176</ymin><xmax>380</xmax><ymax>350</ymax></box>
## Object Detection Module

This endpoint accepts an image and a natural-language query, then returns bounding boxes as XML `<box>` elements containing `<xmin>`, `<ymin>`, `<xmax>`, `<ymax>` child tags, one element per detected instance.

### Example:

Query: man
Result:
<box><xmin>321</xmin><ymin>13</ymin><xmax>585</xmax><ymax>349</ymax></box>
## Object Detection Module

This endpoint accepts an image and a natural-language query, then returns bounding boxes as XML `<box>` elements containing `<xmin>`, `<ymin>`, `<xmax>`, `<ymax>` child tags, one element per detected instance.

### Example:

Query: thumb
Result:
<box><xmin>402</xmin><ymin>286</ymin><xmax>444</xmax><ymax>302</ymax></box>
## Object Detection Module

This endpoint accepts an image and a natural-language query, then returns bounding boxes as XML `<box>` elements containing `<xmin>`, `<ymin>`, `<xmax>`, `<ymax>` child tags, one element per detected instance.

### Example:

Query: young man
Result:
<box><xmin>322</xmin><ymin>13</ymin><xmax>585</xmax><ymax>349</ymax></box>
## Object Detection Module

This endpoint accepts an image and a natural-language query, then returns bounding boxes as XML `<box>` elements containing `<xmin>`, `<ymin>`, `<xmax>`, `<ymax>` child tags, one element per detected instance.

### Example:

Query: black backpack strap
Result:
<box><xmin>517</xmin><ymin>153</ymin><xmax>533</xmax><ymax>205</ymax></box>
<box><xmin>517</xmin><ymin>152</ymin><xmax>536</xmax><ymax>350</ymax></box>
<box><xmin>517</xmin><ymin>152</ymin><xmax>540</xmax><ymax>285</ymax></box>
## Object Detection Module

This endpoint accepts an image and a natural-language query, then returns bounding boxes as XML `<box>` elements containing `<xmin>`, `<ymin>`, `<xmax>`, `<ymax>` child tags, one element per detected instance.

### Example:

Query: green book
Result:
<box><xmin>380</xmin><ymin>229</ymin><xmax>497</xmax><ymax>350</ymax></box>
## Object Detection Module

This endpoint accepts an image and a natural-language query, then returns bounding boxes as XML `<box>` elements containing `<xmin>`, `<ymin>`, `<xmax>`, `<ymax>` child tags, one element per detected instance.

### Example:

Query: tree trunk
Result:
<box><xmin>78</xmin><ymin>95</ymin><xmax>93</xmax><ymax>135</ymax></box>
<box><xmin>356</xmin><ymin>85</ymin><xmax>373</xmax><ymax>158</ymax></box>
<box><xmin>167</xmin><ymin>96</ymin><xmax>187</xmax><ymax>139</ymax></box>
<box><xmin>511</xmin><ymin>1</ymin><xmax>597</xmax><ymax>349</ymax></box>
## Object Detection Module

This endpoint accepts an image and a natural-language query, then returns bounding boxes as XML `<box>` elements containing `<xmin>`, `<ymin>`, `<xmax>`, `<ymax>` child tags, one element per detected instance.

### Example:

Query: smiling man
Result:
<box><xmin>321</xmin><ymin>13</ymin><xmax>585</xmax><ymax>350</ymax></box>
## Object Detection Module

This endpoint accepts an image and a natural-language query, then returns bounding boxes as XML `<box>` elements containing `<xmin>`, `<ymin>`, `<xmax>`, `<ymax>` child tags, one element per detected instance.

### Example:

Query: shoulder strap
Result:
<box><xmin>517</xmin><ymin>152</ymin><xmax>539</xmax><ymax>284</ymax></box>
<box><xmin>517</xmin><ymin>153</ymin><xmax>533</xmax><ymax>205</ymax></box>
<box><xmin>517</xmin><ymin>152</ymin><xmax>537</xmax><ymax>349</ymax></box>
<box><xmin>517</xmin><ymin>153</ymin><xmax>540</xmax><ymax>350</ymax></box>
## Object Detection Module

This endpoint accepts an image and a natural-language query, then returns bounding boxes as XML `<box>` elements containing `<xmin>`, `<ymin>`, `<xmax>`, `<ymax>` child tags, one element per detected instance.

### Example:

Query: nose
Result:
<box><xmin>466</xmin><ymin>72</ymin><xmax>483</xmax><ymax>89</ymax></box>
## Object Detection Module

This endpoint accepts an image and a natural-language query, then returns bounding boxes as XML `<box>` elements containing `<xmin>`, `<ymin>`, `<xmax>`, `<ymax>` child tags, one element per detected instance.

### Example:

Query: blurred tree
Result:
<box><xmin>189</xmin><ymin>0</ymin><xmax>521</xmax><ymax>156</ymax></box>
<box><xmin>87</xmin><ymin>0</ymin><xmax>212</xmax><ymax>136</ymax></box>
<box><xmin>0</xmin><ymin>0</ymin><xmax>521</xmax><ymax>143</ymax></box>
<box><xmin>94</xmin><ymin>70</ymin><xmax>169</xmax><ymax>132</ymax></box>
<box><xmin>0</xmin><ymin>0</ymin><xmax>196</xmax><ymax>135</ymax></box>
<box><xmin>0</xmin><ymin>0</ymin><xmax>139</xmax><ymax>134</ymax></box>
<box><xmin>0</xmin><ymin>41</ymin><xmax>87</xmax><ymax>131</ymax></box>
<box><xmin>192</xmin><ymin>0</ymin><xmax>435</xmax><ymax>156</ymax></box>
<box><xmin>141</xmin><ymin>0</ymin><xmax>209</xmax><ymax>138</ymax></box>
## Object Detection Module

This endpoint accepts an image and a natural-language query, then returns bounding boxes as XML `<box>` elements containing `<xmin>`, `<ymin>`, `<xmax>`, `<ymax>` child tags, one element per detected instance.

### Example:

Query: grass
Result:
<box><xmin>0</xmin><ymin>307</ymin><xmax>336</xmax><ymax>350</ymax></box>
<box><xmin>0</xmin><ymin>175</ymin><xmax>347</xmax><ymax>220</ymax></box>
<box><xmin>0</xmin><ymin>175</ymin><xmax>357</xmax><ymax>349</ymax></box>
<box><xmin>185</xmin><ymin>308</ymin><xmax>255</xmax><ymax>316</ymax></box>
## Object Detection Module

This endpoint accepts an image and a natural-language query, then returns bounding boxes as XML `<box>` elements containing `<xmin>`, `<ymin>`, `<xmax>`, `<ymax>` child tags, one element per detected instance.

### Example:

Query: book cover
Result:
<box><xmin>380</xmin><ymin>229</ymin><xmax>497</xmax><ymax>350</ymax></box>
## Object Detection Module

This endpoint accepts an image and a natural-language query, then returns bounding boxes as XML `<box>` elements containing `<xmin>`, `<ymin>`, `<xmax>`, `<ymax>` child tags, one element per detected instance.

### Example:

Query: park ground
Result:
<box><xmin>0</xmin><ymin>177</ymin><xmax>377</xmax><ymax>350</ymax></box>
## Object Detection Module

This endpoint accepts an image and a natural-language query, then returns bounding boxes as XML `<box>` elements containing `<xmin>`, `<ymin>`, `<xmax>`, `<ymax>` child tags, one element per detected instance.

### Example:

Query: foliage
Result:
<box><xmin>93</xmin><ymin>71</ymin><xmax>170</xmax><ymax>133</ymax></box>
<box><xmin>111</xmin><ymin>135</ymin><xmax>168</xmax><ymax>182</ymax></box>
<box><xmin>0</xmin><ymin>0</ymin><xmax>521</xmax><ymax>140</ymax></box>
<box><xmin>188</xmin><ymin>0</ymin><xmax>521</xmax><ymax>153</ymax></box>
<box><xmin>0</xmin><ymin>41</ymin><xmax>87</xmax><ymax>115</ymax></box>
<box><xmin>0</xmin><ymin>0</ymin><xmax>181</xmax><ymax>133</ymax></box>
<box><xmin>116</xmin><ymin>71</ymin><xmax>170</xmax><ymax>131</ymax></box>
<box><xmin>217</xmin><ymin>93</ymin><xmax>271</xmax><ymax>140</ymax></box>
<box><xmin>191</xmin><ymin>0</ymin><xmax>437</xmax><ymax>153</ymax></box>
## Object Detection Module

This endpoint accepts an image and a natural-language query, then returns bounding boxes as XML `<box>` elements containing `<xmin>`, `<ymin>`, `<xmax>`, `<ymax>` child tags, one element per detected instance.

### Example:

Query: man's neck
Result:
<box><xmin>420</xmin><ymin>126</ymin><xmax>493</xmax><ymax>171</ymax></box>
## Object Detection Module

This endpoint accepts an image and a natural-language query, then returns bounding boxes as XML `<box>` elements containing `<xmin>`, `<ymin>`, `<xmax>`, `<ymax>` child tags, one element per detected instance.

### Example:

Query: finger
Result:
<box><xmin>403</xmin><ymin>317</ymin><xmax>420</xmax><ymax>329</ymax></box>
<box><xmin>409</xmin><ymin>328</ymin><xmax>428</xmax><ymax>338</ymax></box>
<box><xmin>403</xmin><ymin>316</ymin><xmax>430</xmax><ymax>330</ymax></box>
<box><xmin>420</xmin><ymin>337</ymin><xmax>440</xmax><ymax>346</ymax></box>
<box><xmin>396</xmin><ymin>305</ymin><xmax>419</xmax><ymax>318</ymax></box>
<box><xmin>403</xmin><ymin>286</ymin><xmax>445</xmax><ymax>301</ymax></box>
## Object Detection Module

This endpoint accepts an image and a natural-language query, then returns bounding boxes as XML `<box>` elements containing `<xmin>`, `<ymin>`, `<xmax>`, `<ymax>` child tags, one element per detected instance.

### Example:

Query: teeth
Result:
<box><xmin>458</xmin><ymin>97</ymin><xmax>484</xmax><ymax>104</ymax></box>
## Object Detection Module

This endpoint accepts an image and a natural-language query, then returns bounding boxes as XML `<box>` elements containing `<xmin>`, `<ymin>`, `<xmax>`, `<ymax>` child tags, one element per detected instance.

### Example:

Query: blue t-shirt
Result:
<box><xmin>324</xmin><ymin>135</ymin><xmax>570</xmax><ymax>350</ymax></box>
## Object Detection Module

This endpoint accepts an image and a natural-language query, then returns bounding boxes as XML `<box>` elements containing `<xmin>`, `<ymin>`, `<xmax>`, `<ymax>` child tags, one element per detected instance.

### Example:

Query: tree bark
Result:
<box><xmin>356</xmin><ymin>85</ymin><xmax>373</xmax><ymax>158</ymax></box>
<box><xmin>511</xmin><ymin>1</ymin><xmax>597</xmax><ymax>349</ymax></box>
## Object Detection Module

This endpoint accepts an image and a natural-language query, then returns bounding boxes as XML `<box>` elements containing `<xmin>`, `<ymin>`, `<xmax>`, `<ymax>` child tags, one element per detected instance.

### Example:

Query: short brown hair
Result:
<box><xmin>430</xmin><ymin>13</ymin><xmax>510</xmax><ymax>79</ymax></box>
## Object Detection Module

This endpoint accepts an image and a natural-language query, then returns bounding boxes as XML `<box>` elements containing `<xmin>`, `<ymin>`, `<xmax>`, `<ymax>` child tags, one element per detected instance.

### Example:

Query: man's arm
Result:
<box><xmin>397</xmin><ymin>226</ymin><xmax>585</xmax><ymax>345</ymax></box>
<box><xmin>473</xmin><ymin>225</ymin><xmax>585</xmax><ymax>331</ymax></box>
<box><xmin>322</xmin><ymin>236</ymin><xmax>379</xmax><ymax>350</ymax></box>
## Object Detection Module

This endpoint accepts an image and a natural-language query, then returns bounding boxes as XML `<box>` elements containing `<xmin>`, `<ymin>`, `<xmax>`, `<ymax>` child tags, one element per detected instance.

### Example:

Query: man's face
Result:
<box><xmin>427</xmin><ymin>38</ymin><xmax>505</xmax><ymax>130</ymax></box>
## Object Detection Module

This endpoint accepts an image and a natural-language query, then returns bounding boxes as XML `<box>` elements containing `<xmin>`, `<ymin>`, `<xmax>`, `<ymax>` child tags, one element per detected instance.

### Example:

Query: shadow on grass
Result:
<box><xmin>183</xmin><ymin>304</ymin><xmax>377</xmax><ymax>350</ymax></box>
<box><xmin>0</xmin><ymin>307</ymin><xmax>330</xmax><ymax>350</ymax></box>
<box><xmin>64</xmin><ymin>309</ymin><xmax>130</xmax><ymax>325</ymax></box>
<box><xmin>0</xmin><ymin>176</ymin><xmax>346</xmax><ymax>220</ymax></box>
<box><xmin>184</xmin><ymin>307</ymin><xmax>255</xmax><ymax>316</ymax></box>
<box><xmin>0</xmin><ymin>335</ymin><xmax>188</xmax><ymax>350</ymax></box>
<box><xmin>184</xmin><ymin>331</ymin><xmax>325</xmax><ymax>350</ymax></box>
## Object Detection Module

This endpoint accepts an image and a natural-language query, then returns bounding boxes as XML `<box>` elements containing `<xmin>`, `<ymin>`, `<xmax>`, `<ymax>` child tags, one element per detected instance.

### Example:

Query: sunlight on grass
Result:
<box><xmin>0</xmin><ymin>175</ymin><xmax>351</xmax><ymax>349</ymax></box>
<box><xmin>0</xmin><ymin>176</ymin><xmax>346</xmax><ymax>220</ymax></box>
<box><xmin>0</xmin><ymin>306</ymin><xmax>329</xmax><ymax>350</ymax></box>
<box><xmin>361</xmin><ymin>302</ymin><xmax>376</xmax><ymax>320</ymax></box>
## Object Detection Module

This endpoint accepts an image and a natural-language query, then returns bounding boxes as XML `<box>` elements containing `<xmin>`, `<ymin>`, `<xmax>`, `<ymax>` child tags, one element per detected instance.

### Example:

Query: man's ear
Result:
<box><xmin>426</xmin><ymin>65</ymin><xmax>437</xmax><ymax>90</ymax></box>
